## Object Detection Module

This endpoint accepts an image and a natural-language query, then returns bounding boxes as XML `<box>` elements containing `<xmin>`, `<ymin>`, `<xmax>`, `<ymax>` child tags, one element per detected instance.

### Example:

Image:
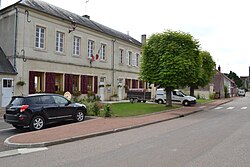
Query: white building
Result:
<box><xmin>0</xmin><ymin>0</ymin><xmax>146</xmax><ymax>107</ymax></box>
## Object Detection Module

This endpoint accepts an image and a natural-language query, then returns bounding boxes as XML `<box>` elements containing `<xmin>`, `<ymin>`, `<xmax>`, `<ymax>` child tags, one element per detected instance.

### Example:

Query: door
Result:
<box><xmin>1</xmin><ymin>78</ymin><xmax>14</xmax><ymax>107</ymax></box>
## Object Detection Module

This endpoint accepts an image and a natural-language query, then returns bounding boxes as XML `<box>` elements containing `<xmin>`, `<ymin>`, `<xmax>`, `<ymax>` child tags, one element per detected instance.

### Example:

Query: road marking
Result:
<box><xmin>0</xmin><ymin>147</ymin><xmax>48</xmax><ymax>158</ymax></box>
<box><xmin>215</xmin><ymin>107</ymin><xmax>223</xmax><ymax>110</ymax></box>
<box><xmin>227</xmin><ymin>107</ymin><xmax>235</xmax><ymax>110</ymax></box>
<box><xmin>241</xmin><ymin>107</ymin><xmax>247</xmax><ymax>110</ymax></box>
<box><xmin>0</xmin><ymin>128</ymin><xmax>14</xmax><ymax>132</ymax></box>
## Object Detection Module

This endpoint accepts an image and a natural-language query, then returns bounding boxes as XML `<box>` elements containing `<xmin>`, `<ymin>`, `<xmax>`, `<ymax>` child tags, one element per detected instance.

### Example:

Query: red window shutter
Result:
<box><xmin>46</xmin><ymin>73</ymin><xmax>55</xmax><ymax>93</ymax></box>
<box><xmin>81</xmin><ymin>75</ymin><xmax>88</xmax><ymax>94</ymax></box>
<box><xmin>132</xmin><ymin>79</ymin><xmax>136</xmax><ymax>88</ymax></box>
<box><xmin>65</xmin><ymin>74</ymin><xmax>73</xmax><ymax>93</ymax></box>
<box><xmin>135</xmin><ymin>80</ymin><xmax>138</xmax><ymax>88</ymax></box>
<box><xmin>64</xmin><ymin>74</ymin><xmax>69</xmax><ymax>92</ymax></box>
<box><xmin>29</xmin><ymin>71</ymin><xmax>36</xmax><ymax>94</ymax></box>
<box><xmin>139</xmin><ymin>81</ymin><xmax>144</xmax><ymax>88</ymax></box>
<box><xmin>125</xmin><ymin>79</ymin><xmax>130</xmax><ymax>88</ymax></box>
<box><xmin>94</xmin><ymin>76</ymin><xmax>98</xmax><ymax>94</ymax></box>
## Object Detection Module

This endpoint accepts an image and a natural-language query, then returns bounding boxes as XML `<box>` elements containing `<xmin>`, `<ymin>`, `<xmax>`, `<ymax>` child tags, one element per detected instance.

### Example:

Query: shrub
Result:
<box><xmin>104</xmin><ymin>104</ymin><xmax>112</xmax><ymax>117</ymax></box>
<box><xmin>92</xmin><ymin>102</ymin><xmax>100</xmax><ymax>116</ymax></box>
<box><xmin>209</xmin><ymin>92</ymin><xmax>216</xmax><ymax>99</ymax></box>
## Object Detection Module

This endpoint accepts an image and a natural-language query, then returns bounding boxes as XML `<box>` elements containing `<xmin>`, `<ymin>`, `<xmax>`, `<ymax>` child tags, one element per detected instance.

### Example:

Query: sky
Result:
<box><xmin>1</xmin><ymin>0</ymin><xmax>250</xmax><ymax>77</ymax></box>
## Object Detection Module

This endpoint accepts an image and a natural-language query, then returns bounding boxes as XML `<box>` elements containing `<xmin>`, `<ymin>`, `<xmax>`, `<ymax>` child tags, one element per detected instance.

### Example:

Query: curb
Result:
<box><xmin>4</xmin><ymin>109</ymin><xmax>203</xmax><ymax>148</ymax></box>
<box><xmin>4</xmin><ymin>99</ymin><xmax>233</xmax><ymax>148</ymax></box>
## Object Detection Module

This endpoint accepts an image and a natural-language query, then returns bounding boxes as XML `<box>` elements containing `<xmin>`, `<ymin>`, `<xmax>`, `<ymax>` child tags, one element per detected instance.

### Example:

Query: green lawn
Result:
<box><xmin>100</xmin><ymin>102</ymin><xmax>180</xmax><ymax>117</ymax></box>
<box><xmin>196</xmin><ymin>99</ymin><xmax>213</xmax><ymax>104</ymax></box>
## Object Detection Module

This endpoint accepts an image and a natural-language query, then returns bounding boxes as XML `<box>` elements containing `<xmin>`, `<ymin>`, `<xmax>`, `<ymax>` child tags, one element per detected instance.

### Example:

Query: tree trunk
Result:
<box><xmin>190</xmin><ymin>86</ymin><xmax>195</xmax><ymax>97</ymax></box>
<box><xmin>165</xmin><ymin>87</ymin><xmax>172</xmax><ymax>107</ymax></box>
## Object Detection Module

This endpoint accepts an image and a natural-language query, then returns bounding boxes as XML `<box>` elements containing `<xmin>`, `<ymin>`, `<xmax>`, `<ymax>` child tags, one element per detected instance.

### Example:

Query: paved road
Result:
<box><xmin>0</xmin><ymin>119</ymin><xmax>18</xmax><ymax>152</ymax></box>
<box><xmin>0</xmin><ymin>94</ymin><xmax>249</xmax><ymax>166</ymax></box>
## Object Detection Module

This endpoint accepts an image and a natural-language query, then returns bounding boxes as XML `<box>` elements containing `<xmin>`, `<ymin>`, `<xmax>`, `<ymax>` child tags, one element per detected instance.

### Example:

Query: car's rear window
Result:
<box><xmin>9</xmin><ymin>97</ymin><xmax>24</xmax><ymax>106</ymax></box>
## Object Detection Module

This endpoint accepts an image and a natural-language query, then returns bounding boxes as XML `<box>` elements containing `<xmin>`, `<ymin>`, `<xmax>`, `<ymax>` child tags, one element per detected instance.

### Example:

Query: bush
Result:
<box><xmin>209</xmin><ymin>92</ymin><xmax>216</xmax><ymax>99</ymax></box>
<box><xmin>92</xmin><ymin>102</ymin><xmax>100</xmax><ymax>116</ymax></box>
<box><xmin>104</xmin><ymin>104</ymin><xmax>112</xmax><ymax>117</ymax></box>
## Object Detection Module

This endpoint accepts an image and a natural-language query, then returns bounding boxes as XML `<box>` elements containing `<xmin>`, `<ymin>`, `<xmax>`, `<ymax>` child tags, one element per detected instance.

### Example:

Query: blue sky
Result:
<box><xmin>1</xmin><ymin>0</ymin><xmax>250</xmax><ymax>76</ymax></box>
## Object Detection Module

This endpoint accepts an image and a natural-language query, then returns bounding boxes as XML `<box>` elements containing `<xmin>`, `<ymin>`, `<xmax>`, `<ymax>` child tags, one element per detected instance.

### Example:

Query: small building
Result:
<box><xmin>212</xmin><ymin>66</ymin><xmax>236</xmax><ymax>98</ymax></box>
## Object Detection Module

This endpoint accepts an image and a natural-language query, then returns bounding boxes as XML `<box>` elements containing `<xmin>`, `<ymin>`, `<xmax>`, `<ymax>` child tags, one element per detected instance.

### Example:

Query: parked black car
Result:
<box><xmin>4</xmin><ymin>94</ymin><xmax>87</xmax><ymax>130</ymax></box>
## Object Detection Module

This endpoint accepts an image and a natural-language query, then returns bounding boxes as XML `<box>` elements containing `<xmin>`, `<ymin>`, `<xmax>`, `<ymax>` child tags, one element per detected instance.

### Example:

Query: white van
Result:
<box><xmin>155</xmin><ymin>88</ymin><xmax>196</xmax><ymax>106</ymax></box>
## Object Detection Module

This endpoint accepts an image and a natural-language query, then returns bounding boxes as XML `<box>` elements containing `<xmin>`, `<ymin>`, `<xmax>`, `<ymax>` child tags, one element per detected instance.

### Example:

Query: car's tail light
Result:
<box><xmin>20</xmin><ymin>105</ymin><xmax>29</xmax><ymax>112</ymax></box>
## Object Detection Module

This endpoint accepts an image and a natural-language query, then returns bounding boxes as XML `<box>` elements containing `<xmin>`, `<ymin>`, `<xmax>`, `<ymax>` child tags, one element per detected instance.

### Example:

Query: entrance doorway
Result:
<box><xmin>1</xmin><ymin>78</ymin><xmax>14</xmax><ymax>107</ymax></box>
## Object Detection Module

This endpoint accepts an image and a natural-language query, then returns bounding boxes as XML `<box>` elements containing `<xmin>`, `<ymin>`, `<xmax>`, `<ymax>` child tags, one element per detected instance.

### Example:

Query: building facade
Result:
<box><xmin>0</xmin><ymin>0</ymin><xmax>145</xmax><ymax>106</ymax></box>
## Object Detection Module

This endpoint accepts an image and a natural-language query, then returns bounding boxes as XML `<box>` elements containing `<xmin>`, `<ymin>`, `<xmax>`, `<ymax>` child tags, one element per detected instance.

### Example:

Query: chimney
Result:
<box><xmin>218</xmin><ymin>65</ymin><xmax>221</xmax><ymax>72</ymax></box>
<box><xmin>249</xmin><ymin>66</ymin><xmax>250</xmax><ymax>80</ymax></box>
<box><xmin>82</xmin><ymin>15</ymin><xmax>90</xmax><ymax>19</ymax></box>
<box><xmin>141</xmin><ymin>34</ymin><xmax>146</xmax><ymax>45</ymax></box>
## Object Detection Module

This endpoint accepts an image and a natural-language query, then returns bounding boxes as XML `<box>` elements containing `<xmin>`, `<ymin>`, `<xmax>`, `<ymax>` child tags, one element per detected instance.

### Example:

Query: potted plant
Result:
<box><xmin>16</xmin><ymin>81</ymin><xmax>26</xmax><ymax>86</ymax></box>
<box><xmin>110</xmin><ymin>93</ymin><xmax>119</xmax><ymax>101</ymax></box>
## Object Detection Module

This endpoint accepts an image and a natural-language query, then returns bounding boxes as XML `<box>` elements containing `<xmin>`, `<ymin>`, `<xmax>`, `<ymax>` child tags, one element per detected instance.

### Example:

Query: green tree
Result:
<box><xmin>189</xmin><ymin>51</ymin><xmax>216</xmax><ymax>96</ymax></box>
<box><xmin>140</xmin><ymin>30</ymin><xmax>200</xmax><ymax>106</ymax></box>
<box><xmin>225</xmin><ymin>71</ymin><xmax>243</xmax><ymax>88</ymax></box>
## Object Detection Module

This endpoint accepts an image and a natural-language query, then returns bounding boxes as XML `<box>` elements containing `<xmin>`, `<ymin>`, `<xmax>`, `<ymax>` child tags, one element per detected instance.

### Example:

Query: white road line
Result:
<box><xmin>0</xmin><ymin>147</ymin><xmax>48</xmax><ymax>158</ymax></box>
<box><xmin>0</xmin><ymin>128</ymin><xmax>14</xmax><ymax>132</ymax></box>
<box><xmin>215</xmin><ymin>107</ymin><xmax>223</xmax><ymax>110</ymax></box>
<box><xmin>241</xmin><ymin>107</ymin><xmax>247</xmax><ymax>110</ymax></box>
<box><xmin>227</xmin><ymin>107</ymin><xmax>235</xmax><ymax>110</ymax></box>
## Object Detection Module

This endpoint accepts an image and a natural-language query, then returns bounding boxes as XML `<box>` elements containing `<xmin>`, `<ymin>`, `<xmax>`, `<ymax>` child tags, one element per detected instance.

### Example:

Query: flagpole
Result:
<box><xmin>85</xmin><ymin>0</ymin><xmax>89</xmax><ymax>15</ymax></box>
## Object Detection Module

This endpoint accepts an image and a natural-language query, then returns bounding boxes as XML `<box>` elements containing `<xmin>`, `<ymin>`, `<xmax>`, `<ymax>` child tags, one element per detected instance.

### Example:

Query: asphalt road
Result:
<box><xmin>0</xmin><ymin>93</ymin><xmax>249</xmax><ymax>166</ymax></box>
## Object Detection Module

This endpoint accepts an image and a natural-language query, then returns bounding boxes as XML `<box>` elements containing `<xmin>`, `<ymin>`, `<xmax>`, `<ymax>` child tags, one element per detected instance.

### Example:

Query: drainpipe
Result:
<box><xmin>111</xmin><ymin>39</ymin><xmax>116</xmax><ymax>94</ymax></box>
<box><xmin>13</xmin><ymin>6</ymin><xmax>18</xmax><ymax>71</ymax></box>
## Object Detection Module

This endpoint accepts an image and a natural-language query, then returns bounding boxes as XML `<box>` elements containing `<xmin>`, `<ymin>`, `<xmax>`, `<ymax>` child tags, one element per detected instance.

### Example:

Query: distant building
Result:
<box><xmin>240</xmin><ymin>66</ymin><xmax>250</xmax><ymax>91</ymax></box>
<box><xmin>0</xmin><ymin>0</ymin><xmax>145</xmax><ymax>107</ymax></box>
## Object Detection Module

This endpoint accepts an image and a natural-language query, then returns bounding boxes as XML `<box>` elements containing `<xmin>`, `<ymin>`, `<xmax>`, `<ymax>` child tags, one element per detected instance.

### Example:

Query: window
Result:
<box><xmin>87</xmin><ymin>76</ymin><xmax>93</xmax><ymax>92</ymax></box>
<box><xmin>53</xmin><ymin>95</ymin><xmax>68</xmax><ymax>105</ymax></box>
<box><xmin>35</xmin><ymin>26</ymin><xmax>46</xmax><ymax>49</ymax></box>
<box><xmin>136</xmin><ymin>53</ymin><xmax>139</xmax><ymax>67</ymax></box>
<box><xmin>126</xmin><ymin>51</ymin><xmax>132</xmax><ymax>66</ymax></box>
<box><xmin>72</xmin><ymin>75</ymin><xmax>79</xmax><ymax>91</ymax></box>
<box><xmin>119</xmin><ymin>49</ymin><xmax>124</xmax><ymax>64</ymax></box>
<box><xmin>88</xmin><ymin>40</ymin><xmax>95</xmax><ymax>59</ymax></box>
<box><xmin>73</xmin><ymin>36</ymin><xmax>80</xmax><ymax>56</ymax></box>
<box><xmin>100</xmin><ymin>44</ymin><xmax>106</xmax><ymax>60</ymax></box>
<box><xmin>3</xmin><ymin>79</ymin><xmax>13</xmax><ymax>88</ymax></box>
<box><xmin>56</xmin><ymin>31</ymin><xmax>64</xmax><ymax>53</ymax></box>
<box><xmin>132</xmin><ymin>53</ymin><xmax>136</xmax><ymax>66</ymax></box>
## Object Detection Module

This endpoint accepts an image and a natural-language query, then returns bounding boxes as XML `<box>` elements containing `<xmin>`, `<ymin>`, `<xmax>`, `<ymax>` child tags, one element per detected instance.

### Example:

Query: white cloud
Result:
<box><xmin>1</xmin><ymin>0</ymin><xmax>249</xmax><ymax>76</ymax></box>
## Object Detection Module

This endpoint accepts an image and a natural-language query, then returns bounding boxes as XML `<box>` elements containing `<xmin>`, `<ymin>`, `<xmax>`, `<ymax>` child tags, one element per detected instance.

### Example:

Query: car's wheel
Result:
<box><xmin>30</xmin><ymin>116</ymin><xmax>45</xmax><ymax>130</ymax></box>
<box><xmin>143</xmin><ymin>100</ymin><xmax>146</xmax><ymax>103</ymax></box>
<box><xmin>12</xmin><ymin>125</ymin><xmax>24</xmax><ymax>129</ymax></box>
<box><xmin>75</xmin><ymin>110</ymin><xmax>85</xmax><ymax>122</ymax></box>
<box><xmin>158</xmin><ymin>99</ymin><xmax>164</xmax><ymax>104</ymax></box>
<box><xmin>183</xmin><ymin>100</ymin><xmax>190</xmax><ymax>106</ymax></box>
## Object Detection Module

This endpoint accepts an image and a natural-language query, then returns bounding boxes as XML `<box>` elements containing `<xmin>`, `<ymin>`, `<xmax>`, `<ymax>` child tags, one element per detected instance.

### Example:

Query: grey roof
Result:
<box><xmin>17</xmin><ymin>0</ymin><xmax>141</xmax><ymax>46</ymax></box>
<box><xmin>0</xmin><ymin>47</ymin><xmax>17</xmax><ymax>75</ymax></box>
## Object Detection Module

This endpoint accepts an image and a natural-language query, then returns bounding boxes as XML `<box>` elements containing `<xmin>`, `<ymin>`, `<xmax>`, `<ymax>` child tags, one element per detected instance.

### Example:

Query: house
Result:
<box><xmin>0</xmin><ymin>0</ymin><xmax>145</xmax><ymax>107</ymax></box>
<box><xmin>212</xmin><ymin>66</ymin><xmax>236</xmax><ymax>98</ymax></box>
<box><xmin>182</xmin><ymin>66</ymin><xmax>237</xmax><ymax>99</ymax></box>
<box><xmin>0</xmin><ymin>47</ymin><xmax>17</xmax><ymax>107</ymax></box>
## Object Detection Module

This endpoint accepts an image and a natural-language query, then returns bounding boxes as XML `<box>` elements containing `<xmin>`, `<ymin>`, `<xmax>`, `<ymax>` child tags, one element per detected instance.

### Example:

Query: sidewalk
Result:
<box><xmin>4</xmin><ymin>98</ymin><xmax>233</xmax><ymax>148</ymax></box>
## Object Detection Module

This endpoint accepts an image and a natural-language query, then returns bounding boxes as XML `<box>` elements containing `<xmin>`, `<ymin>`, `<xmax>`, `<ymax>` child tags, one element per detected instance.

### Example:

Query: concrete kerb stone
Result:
<box><xmin>4</xmin><ymin>98</ymin><xmax>234</xmax><ymax>149</ymax></box>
